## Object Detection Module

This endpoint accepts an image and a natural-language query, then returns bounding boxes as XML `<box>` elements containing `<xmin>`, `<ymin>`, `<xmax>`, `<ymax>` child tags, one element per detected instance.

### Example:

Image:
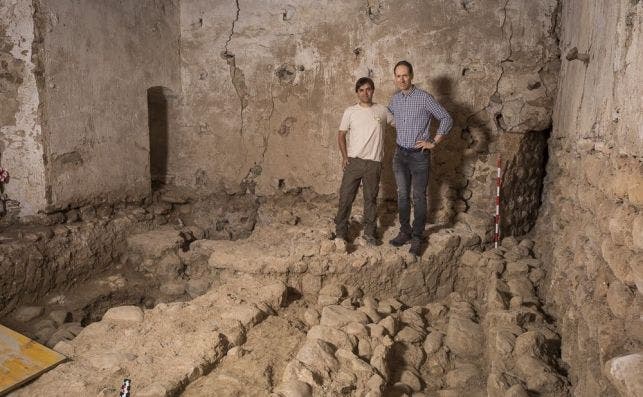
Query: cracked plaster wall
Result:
<box><xmin>175</xmin><ymin>0</ymin><xmax>559</xmax><ymax>234</ymax></box>
<box><xmin>535</xmin><ymin>0</ymin><xmax>642</xmax><ymax>396</ymax></box>
<box><xmin>0</xmin><ymin>0</ymin><xmax>47</xmax><ymax>216</ymax></box>
<box><xmin>35</xmin><ymin>0</ymin><xmax>181</xmax><ymax>211</ymax></box>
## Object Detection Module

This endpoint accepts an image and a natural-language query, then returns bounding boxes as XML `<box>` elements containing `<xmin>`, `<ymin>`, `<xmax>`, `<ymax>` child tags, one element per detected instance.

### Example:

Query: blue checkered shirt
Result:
<box><xmin>388</xmin><ymin>86</ymin><xmax>453</xmax><ymax>149</ymax></box>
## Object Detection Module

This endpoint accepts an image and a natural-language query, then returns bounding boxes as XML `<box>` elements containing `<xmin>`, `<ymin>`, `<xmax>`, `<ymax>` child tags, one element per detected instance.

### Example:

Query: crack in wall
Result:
<box><xmin>223</xmin><ymin>0</ymin><xmax>239</xmax><ymax>57</ymax></box>
<box><xmin>496</xmin><ymin>0</ymin><xmax>513</xmax><ymax>96</ymax></box>
<box><xmin>622</xmin><ymin>3</ymin><xmax>637</xmax><ymax>58</ymax></box>
<box><xmin>221</xmin><ymin>0</ymin><xmax>246</xmax><ymax>139</ymax></box>
<box><xmin>260</xmin><ymin>82</ymin><xmax>276</xmax><ymax>163</ymax></box>
<box><xmin>227</xmin><ymin>56</ymin><xmax>248</xmax><ymax>138</ymax></box>
<box><xmin>487</xmin><ymin>0</ymin><xmax>513</xmax><ymax>135</ymax></box>
<box><xmin>32</xmin><ymin>0</ymin><xmax>50</xmax><ymax>207</ymax></box>
<box><xmin>539</xmin><ymin>0</ymin><xmax>562</xmax><ymax>98</ymax></box>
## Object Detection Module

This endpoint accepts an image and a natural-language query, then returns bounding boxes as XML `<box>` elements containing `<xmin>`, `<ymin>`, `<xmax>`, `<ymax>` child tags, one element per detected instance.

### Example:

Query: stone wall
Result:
<box><xmin>0</xmin><ymin>0</ymin><xmax>47</xmax><ymax>216</ymax></box>
<box><xmin>175</xmin><ymin>0</ymin><xmax>559</xmax><ymax>232</ymax></box>
<box><xmin>0</xmin><ymin>207</ymin><xmax>150</xmax><ymax>317</ymax></box>
<box><xmin>534</xmin><ymin>0</ymin><xmax>642</xmax><ymax>396</ymax></box>
<box><xmin>0</xmin><ymin>0</ymin><xmax>181</xmax><ymax>216</ymax></box>
<box><xmin>2</xmin><ymin>0</ymin><xmax>560</xmax><ymax>236</ymax></box>
<box><xmin>35</xmin><ymin>0</ymin><xmax>181</xmax><ymax>211</ymax></box>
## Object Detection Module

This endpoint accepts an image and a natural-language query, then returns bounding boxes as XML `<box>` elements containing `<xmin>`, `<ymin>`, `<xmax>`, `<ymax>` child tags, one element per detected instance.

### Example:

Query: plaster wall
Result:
<box><xmin>35</xmin><ymin>0</ymin><xmax>181</xmax><ymax>211</ymax></box>
<box><xmin>0</xmin><ymin>0</ymin><xmax>47</xmax><ymax>216</ymax></box>
<box><xmin>175</xmin><ymin>0</ymin><xmax>559</xmax><ymax>233</ymax></box>
<box><xmin>535</xmin><ymin>0</ymin><xmax>642</xmax><ymax>395</ymax></box>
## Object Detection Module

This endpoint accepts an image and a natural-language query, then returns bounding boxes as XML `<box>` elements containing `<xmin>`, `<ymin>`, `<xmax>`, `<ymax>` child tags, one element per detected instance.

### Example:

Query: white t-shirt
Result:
<box><xmin>339</xmin><ymin>103</ymin><xmax>393</xmax><ymax>162</ymax></box>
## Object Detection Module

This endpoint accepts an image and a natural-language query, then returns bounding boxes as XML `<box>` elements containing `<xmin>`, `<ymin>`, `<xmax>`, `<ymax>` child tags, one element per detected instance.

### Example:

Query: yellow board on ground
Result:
<box><xmin>0</xmin><ymin>324</ymin><xmax>67</xmax><ymax>396</ymax></box>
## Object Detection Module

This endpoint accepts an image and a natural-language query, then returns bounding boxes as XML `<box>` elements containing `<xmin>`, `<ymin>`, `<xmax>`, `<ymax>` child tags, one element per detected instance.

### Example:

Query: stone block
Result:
<box><xmin>378</xmin><ymin>316</ymin><xmax>397</xmax><ymax>336</ymax></box>
<box><xmin>627</xmin><ymin>174</ymin><xmax>643</xmax><ymax>205</ymax></box>
<box><xmin>445</xmin><ymin>316</ymin><xmax>483</xmax><ymax>357</ymax></box>
<box><xmin>13</xmin><ymin>306</ymin><xmax>44</xmax><ymax>322</ymax></box>
<box><xmin>221</xmin><ymin>304</ymin><xmax>267</xmax><ymax>327</ymax></box>
<box><xmin>633</xmin><ymin>214</ymin><xmax>643</xmax><ymax>251</ymax></box>
<box><xmin>257</xmin><ymin>281</ymin><xmax>289</xmax><ymax>309</ymax></box>
<box><xmin>304</xmin><ymin>308</ymin><xmax>320</xmax><ymax>327</ymax></box>
<box><xmin>296</xmin><ymin>339</ymin><xmax>339</xmax><ymax>376</ymax></box>
<box><xmin>460</xmin><ymin>250</ymin><xmax>483</xmax><ymax>267</ymax></box>
<box><xmin>395</xmin><ymin>326</ymin><xmax>425</xmax><ymax>344</ymax></box>
<box><xmin>370</xmin><ymin>344</ymin><xmax>390</xmax><ymax>381</ymax></box>
<box><xmin>505</xmin><ymin>261</ymin><xmax>529</xmax><ymax>275</ymax></box>
<box><xmin>445</xmin><ymin>363</ymin><xmax>482</xmax><ymax>389</ymax></box>
<box><xmin>320</xmin><ymin>305</ymin><xmax>370</xmax><ymax>328</ymax></box>
<box><xmin>606</xmin><ymin>280</ymin><xmax>634</xmax><ymax>319</ymax></box>
<box><xmin>307</xmin><ymin>325</ymin><xmax>356</xmax><ymax>351</ymax></box>
<box><xmin>274</xmin><ymin>380</ymin><xmax>312</xmax><ymax>397</ymax></box>
<box><xmin>49</xmin><ymin>310</ymin><xmax>72</xmax><ymax>326</ymax></box>
<box><xmin>160</xmin><ymin>280</ymin><xmax>186</xmax><ymax>296</ymax></box>
<box><xmin>46</xmin><ymin>323</ymin><xmax>84</xmax><ymax>347</ymax></box>
<box><xmin>507</xmin><ymin>276</ymin><xmax>535</xmax><ymax>299</ymax></box>
<box><xmin>514</xmin><ymin>355</ymin><xmax>563</xmax><ymax>393</ymax></box>
<box><xmin>127</xmin><ymin>228</ymin><xmax>182</xmax><ymax>259</ymax></box>
<box><xmin>400</xmin><ymin>369</ymin><xmax>423</xmax><ymax>391</ymax></box>
<box><xmin>423</xmin><ymin>331</ymin><xmax>444</xmax><ymax>355</ymax></box>
<box><xmin>601</xmin><ymin>239</ymin><xmax>635</xmax><ymax>284</ymax></box>
<box><xmin>513</xmin><ymin>331</ymin><xmax>545</xmax><ymax>358</ymax></box>
<box><xmin>102</xmin><ymin>305</ymin><xmax>144</xmax><ymax>323</ymax></box>
<box><xmin>186</xmin><ymin>278</ymin><xmax>210</xmax><ymax>298</ymax></box>
<box><xmin>604</xmin><ymin>353</ymin><xmax>643</xmax><ymax>397</ymax></box>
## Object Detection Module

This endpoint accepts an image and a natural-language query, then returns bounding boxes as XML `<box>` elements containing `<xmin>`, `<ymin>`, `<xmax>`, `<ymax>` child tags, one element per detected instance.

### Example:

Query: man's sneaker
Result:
<box><xmin>363</xmin><ymin>234</ymin><xmax>380</xmax><ymax>246</ymax></box>
<box><xmin>389</xmin><ymin>232</ymin><xmax>411</xmax><ymax>247</ymax></box>
<box><xmin>409</xmin><ymin>238</ymin><xmax>423</xmax><ymax>256</ymax></box>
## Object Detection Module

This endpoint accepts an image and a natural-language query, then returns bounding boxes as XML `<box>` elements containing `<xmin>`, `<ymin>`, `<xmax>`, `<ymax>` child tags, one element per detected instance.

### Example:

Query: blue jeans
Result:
<box><xmin>393</xmin><ymin>146</ymin><xmax>429</xmax><ymax>239</ymax></box>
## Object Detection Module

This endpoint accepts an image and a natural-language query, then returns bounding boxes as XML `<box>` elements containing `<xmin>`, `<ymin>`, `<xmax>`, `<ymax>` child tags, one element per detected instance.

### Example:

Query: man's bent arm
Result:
<box><xmin>337</xmin><ymin>130</ymin><xmax>349</xmax><ymax>169</ymax></box>
<box><xmin>415</xmin><ymin>96</ymin><xmax>453</xmax><ymax>150</ymax></box>
<box><xmin>426</xmin><ymin>95</ymin><xmax>453</xmax><ymax>137</ymax></box>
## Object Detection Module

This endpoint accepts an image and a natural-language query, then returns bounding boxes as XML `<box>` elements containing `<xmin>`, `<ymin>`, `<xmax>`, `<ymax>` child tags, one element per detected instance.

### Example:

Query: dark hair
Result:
<box><xmin>355</xmin><ymin>77</ymin><xmax>375</xmax><ymax>92</ymax></box>
<box><xmin>394</xmin><ymin>60</ymin><xmax>413</xmax><ymax>77</ymax></box>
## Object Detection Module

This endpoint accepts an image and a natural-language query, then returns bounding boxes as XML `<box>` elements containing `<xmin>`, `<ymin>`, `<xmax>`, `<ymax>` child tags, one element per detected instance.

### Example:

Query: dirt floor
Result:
<box><xmin>181</xmin><ymin>299</ymin><xmax>309</xmax><ymax>396</ymax></box>
<box><xmin>2</xmin><ymin>193</ymin><xmax>571</xmax><ymax>397</ymax></box>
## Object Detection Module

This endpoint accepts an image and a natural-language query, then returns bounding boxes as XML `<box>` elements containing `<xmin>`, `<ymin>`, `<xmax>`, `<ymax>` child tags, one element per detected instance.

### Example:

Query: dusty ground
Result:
<box><xmin>3</xmin><ymin>193</ymin><xmax>573</xmax><ymax>397</ymax></box>
<box><xmin>182</xmin><ymin>300</ymin><xmax>309</xmax><ymax>397</ymax></box>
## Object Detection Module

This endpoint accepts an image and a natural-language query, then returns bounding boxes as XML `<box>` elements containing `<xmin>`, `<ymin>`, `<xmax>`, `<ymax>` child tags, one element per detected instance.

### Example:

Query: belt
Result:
<box><xmin>396</xmin><ymin>144</ymin><xmax>423</xmax><ymax>153</ymax></box>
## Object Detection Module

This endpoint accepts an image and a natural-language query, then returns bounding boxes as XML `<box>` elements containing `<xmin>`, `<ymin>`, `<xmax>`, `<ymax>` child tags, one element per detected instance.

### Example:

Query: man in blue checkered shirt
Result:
<box><xmin>388</xmin><ymin>60</ymin><xmax>453</xmax><ymax>255</ymax></box>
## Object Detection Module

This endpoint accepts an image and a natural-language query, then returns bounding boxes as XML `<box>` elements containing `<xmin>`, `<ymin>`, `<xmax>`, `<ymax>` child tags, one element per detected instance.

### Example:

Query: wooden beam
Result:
<box><xmin>0</xmin><ymin>324</ymin><xmax>67</xmax><ymax>396</ymax></box>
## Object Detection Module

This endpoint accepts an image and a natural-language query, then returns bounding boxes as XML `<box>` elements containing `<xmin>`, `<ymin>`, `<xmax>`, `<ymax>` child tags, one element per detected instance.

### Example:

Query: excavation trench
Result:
<box><xmin>1</xmin><ymin>191</ymin><xmax>570</xmax><ymax>396</ymax></box>
<box><xmin>0</xmin><ymin>191</ymin><xmax>259</xmax><ymax>342</ymax></box>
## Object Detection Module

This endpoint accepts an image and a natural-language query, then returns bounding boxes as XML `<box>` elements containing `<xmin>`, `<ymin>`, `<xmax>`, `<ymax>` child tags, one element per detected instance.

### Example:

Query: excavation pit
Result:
<box><xmin>2</xmin><ymin>194</ymin><xmax>570</xmax><ymax>396</ymax></box>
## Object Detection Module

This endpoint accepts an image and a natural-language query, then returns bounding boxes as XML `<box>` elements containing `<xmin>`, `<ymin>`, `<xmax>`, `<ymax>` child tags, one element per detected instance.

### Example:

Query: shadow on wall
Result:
<box><xmin>376</xmin><ymin>124</ymin><xmax>398</xmax><ymax>235</ymax></box>
<box><xmin>429</xmin><ymin>76</ymin><xmax>489</xmax><ymax>225</ymax></box>
<box><xmin>147</xmin><ymin>86</ymin><xmax>174</xmax><ymax>190</ymax></box>
<box><xmin>377</xmin><ymin>75</ymin><xmax>491</xmax><ymax>234</ymax></box>
<box><xmin>430</xmin><ymin>76</ymin><xmax>462</xmax><ymax>224</ymax></box>
<box><xmin>380</xmin><ymin>124</ymin><xmax>397</xmax><ymax>201</ymax></box>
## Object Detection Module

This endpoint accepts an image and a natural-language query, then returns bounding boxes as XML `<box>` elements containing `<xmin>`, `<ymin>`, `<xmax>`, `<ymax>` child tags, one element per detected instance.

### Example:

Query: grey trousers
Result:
<box><xmin>334</xmin><ymin>157</ymin><xmax>382</xmax><ymax>238</ymax></box>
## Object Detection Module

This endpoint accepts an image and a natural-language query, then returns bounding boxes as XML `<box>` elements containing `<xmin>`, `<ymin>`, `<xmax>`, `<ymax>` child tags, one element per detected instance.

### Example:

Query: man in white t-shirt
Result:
<box><xmin>335</xmin><ymin>77</ymin><xmax>394</xmax><ymax>245</ymax></box>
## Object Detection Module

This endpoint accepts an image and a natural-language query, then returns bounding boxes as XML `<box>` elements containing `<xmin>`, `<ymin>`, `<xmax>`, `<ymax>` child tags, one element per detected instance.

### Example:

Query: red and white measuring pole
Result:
<box><xmin>119</xmin><ymin>379</ymin><xmax>131</xmax><ymax>397</ymax></box>
<box><xmin>494</xmin><ymin>156</ymin><xmax>502</xmax><ymax>248</ymax></box>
